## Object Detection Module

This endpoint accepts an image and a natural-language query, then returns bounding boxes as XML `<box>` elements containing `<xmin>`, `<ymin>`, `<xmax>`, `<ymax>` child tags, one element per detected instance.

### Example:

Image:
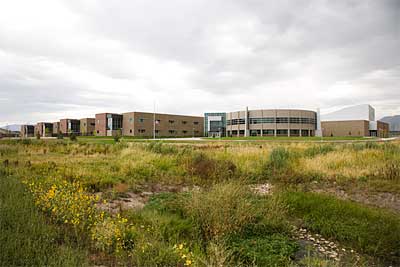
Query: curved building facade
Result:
<box><xmin>226</xmin><ymin>109</ymin><xmax>317</xmax><ymax>137</ymax></box>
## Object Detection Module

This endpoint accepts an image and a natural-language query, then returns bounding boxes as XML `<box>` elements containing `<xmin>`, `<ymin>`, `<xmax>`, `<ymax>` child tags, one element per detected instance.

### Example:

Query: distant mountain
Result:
<box><xmin>0</xmin><ymin>124</ymin><xmax>21</xmax><ymax>132</ymax></box>
<box><xmin>380</xmin><ymin>116</ymin><xmax>400</xmax><ymax>131</ymax></box>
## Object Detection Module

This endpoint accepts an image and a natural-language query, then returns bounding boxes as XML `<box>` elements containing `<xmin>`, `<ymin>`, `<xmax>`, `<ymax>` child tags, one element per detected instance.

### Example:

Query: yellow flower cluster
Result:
<box><xmin>25</xmin><ymin>180</ymin><xmax>99</xmax><ymax>230</ymax></box>
<box><xmin>91</xmin><ymin>213</ymin><xmax>134</xmax><ymax>254</ymax></box>
<box><xmin>173</xmin><ymin>243</ymin><xmax>194</xmax><ymax>266</ymax></box>
<box><xmin>23</xmin><ymin>179</ymin><xmax>135</xmax><ymax>255</ymax></box>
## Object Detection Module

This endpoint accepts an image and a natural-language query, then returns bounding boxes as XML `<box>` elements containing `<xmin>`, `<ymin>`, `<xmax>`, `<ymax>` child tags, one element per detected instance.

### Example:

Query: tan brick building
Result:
<box><xmin>322</xmin><ymin>120</ymin><xmax>369</xmax><ymax>137</ymax></box>
<box><xmin>80</xmin><ymin>118</ymin><xmax>95</xmax><ymax>136</ymax></box>
<box><xmin>321</xmin><ymin>120</ymin><xmax>389</xmax><ymax>137</ymax></box>
<box><xmin>122</xmin><ymin>112</ymin><xmax>204</xmax><ymax>137</ymax></box>
<box><xmin>59</xmin><ymin>119</ymin><xmax>80</xmax><ymax>135</ymax></box>
<box><xmin>20</xmin><ymin>125</ymin><xmax>35</xmax><ymax>138</ymax></box>
<box><xmin>226</xmin><ymin>109</ymin><xmax>317</xmax><ymax>137</ymax></box>
<box><xmin>95</xmin><ymin>113</ymin><xmax>123</xmax><ymax>136</ymax></box>
<box><xmin>35</xmin><ymin>122</ymin><xmax>53</xmax><ymax>137</ymax></box>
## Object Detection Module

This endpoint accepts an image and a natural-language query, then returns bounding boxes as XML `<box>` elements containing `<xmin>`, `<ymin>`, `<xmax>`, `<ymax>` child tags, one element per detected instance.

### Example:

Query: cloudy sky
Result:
<box><xmin>0</xmin><ymin>0</ymin><xmax>399</xmax><ymax>125</ymax></box>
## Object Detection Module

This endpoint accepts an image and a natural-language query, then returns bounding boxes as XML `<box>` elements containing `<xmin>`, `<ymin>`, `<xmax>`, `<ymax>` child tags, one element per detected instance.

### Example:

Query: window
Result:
<box><xmin>90</xmin><ymin>123</ymin><xmax>95</xmax><ymax>126</ymax></box>
<box><xmin>263</xmin><ymin>129</ymin><xmax>274</xmax><ymax>135</ymax></box>
<box><xmin>138</xmin><ymin>129</ymin><xmax>146</xmax><ymax>133</ymax></box>
<box><xmin>193</xmin><ymin>121</ymin><xmax>199</xmax><ymax>125</ymax></box>
<box><xmin>168</xmin><ymin>120</ymin><xmax>175</xmax><ymax>124</ymax></box>
<box><xmin>239</xmin><ymin>130</ymin><xmax>245</xmax><ymax>135</ymax></box>
<box><xmin>250</xmin><ymin>130</ymin><xmax>260</xmax><ymax>136</ymax></box>
<box><xmin>276</xmin><ymin>129</ymin><xmax>288</xmax><ymax>135</ymax></box>
<box><xmin>183</xmin><ymin>130</ymin><xmax>187</xmax><ymax>134</ymax></box>
<box><xmin>155</xmin><ymin>119</ymin><xmax>161</xmax><ymax>124</ymax></box>
<box><xmin>84</xmin><ymin>123</ymin><xmax>87</xmax><ymax>127</ymax></box>
<box><xmin>129</xmin><ymin>117</ymin><xmax>133</xmax><ymax>123</ymax></box>
<box><xmin>290</xmin><ymin>129</ymin><xmax>300</xmax><ymax>136</ymax></box>
<box><xmin>139</xmin><ymin>118</ymin><xmax>145</xmax><ymax>123</ymax></box>
<box><xmin>129</xmin><ymin>129</ymin><xmax>132</xmax><ymax>133</ymax></box>
<box><xmin>229</xmin><ymin>119</ymin><xmax>245</xmax><ymax>125</ymax></box>
<box><xmin>169</xmin><ymin>130</ymin><xmax>176</xmax><ymax>134</ymax></box>
<box><xmin>289</xmin><ymin>118</ymin><xmax>300</xmax><ymax>124</ymax></box>
<box><xmin>276</xmin><ymin>117</ymin><xmax>289</xmax><ymax>124</ymax></box>
<box><xmin>97</xmin><ymin>130</ymin><xmax>99</xmax><ymax>134</ymax></box>
<box><xmin>182</xmin><ymin>121</ymin><xmax>187</xmax><ymax>124</ymax></box>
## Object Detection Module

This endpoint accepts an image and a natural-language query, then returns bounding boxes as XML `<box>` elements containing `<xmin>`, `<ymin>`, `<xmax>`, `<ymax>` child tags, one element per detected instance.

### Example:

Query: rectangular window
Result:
<box><xmin>168</xmin><ymin>120</ymin><xmax>175</xmax><ymax>124</ymax></box>
<box><xmin>276</xmin><ymin>117</ymin><xmax>289</xmax><ymax>124</ymax></box>
<box><xmin>290</xmin><ymin>129</ymin><xmax>300</xmax><ymax>136</ymax></box>
<box><xmin>263</xmin><ymin>129</ymin><xmax>274</xmax><ymax>135</ymax></box>
<box><xmin>289</xmin><ymin>117</ymin><xmax>300</xmax><ymax>124</ymax></box>
<box><xmin>276</xmin><ymin>129</ymin><xmax>288</xmax><ymax>135</ymax></box>
<box><xmin>139</xmin><ymin>118</ymin><xmax>145</xmax><ymax>123</ymax></box>
<box><xmin>193</xmin><ymin>121</ymin><xmax>199</xmax><ymax>125</ymax></box>
<box><xmin>182</xmin><ymin>121</ymin><xmax>187</xmax><ymax>124</ymax></box>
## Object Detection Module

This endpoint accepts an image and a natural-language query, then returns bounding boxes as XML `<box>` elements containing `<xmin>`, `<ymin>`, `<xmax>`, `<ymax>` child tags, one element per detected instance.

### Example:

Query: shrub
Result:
<box><xmin>185</xmin><ymin>181</ymin><xmax>269</xmax><ymax>242</ymax></box>
<box><xmin>228</xmin><ymin>234</ymin><xmax>298</xmax><ymax>266</ymax></box>
<box><xmin>114</xmin><ymin>134</ymin><xmax>121</xmax><ymax>143</ymax></box>
<box><xmin>69</xmin><ymin>133</ymin><xmax>77</xmax><ymax>142</ymax></box>
<box><xmin>57</xmin><ymin>132</ymin><xmax>64</xmax><ymax>139</ymax></box>
<box><xmin>187</xmin><ymin>152</ymin><xmax>236</xmax><ymax>181</ymax></box>
<box><xmin>268</xmin><ymin>147</ymin><xmax>291</xmax><ymax>170</ymax></box>
<box><xmin>263</xmin><ymin>147</ymin><xmax>297</xmax><ymax>181</ymax></box>
<box><xmin>36</xmin><ymin>132</ymin><xmax>41</xmax><ymax>140</ymax></box>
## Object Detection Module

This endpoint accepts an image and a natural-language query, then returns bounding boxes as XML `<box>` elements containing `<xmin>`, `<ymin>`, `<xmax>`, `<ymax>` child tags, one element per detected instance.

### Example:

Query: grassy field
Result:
<box><xmin>0</xmin><ymin>138</ymin><xmax>399</xmax><ymax>266</ymax></box>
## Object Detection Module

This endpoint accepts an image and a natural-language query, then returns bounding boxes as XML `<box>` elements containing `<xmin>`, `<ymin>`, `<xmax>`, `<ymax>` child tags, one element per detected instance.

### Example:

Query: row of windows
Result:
<box><xmin>227</xmin><ymin>117</ymin><xmax>316</xmax><ymax>126</ymax></box>
<box><xmin>227</xmin><ymin>129</ymin><xmax>313</xmax><ymax>136</ymax></box>
<box><xmin>130</xmin><ymin>129</ymin><xmax>200</xmax><ymax>134</ymax></box>
<box><xmin>130</xmin><ymin>118</ymin><xmax>199</xmax><ymax>125</ymax></box>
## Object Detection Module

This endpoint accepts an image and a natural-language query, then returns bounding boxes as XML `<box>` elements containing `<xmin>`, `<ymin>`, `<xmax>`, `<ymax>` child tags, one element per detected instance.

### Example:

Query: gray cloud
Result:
<box><xmin>0</xmin><ymin>0</ymin><xmax>399</xmax><ymax>125</ymax></box>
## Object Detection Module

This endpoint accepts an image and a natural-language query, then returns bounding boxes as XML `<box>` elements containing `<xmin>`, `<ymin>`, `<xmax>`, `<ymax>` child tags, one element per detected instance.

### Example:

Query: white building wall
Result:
<box><xmin>321</xmin><ymin>104</ymin><xmax>375</xmax><ymax>122</ymax></box>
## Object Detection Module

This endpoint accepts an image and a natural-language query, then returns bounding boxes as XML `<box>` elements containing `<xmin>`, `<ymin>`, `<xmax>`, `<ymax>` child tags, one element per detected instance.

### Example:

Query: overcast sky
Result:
<box><xmin>0</xmin><ymin>0</ymin><xmax>399</xmax><ymax>125</ymax></box>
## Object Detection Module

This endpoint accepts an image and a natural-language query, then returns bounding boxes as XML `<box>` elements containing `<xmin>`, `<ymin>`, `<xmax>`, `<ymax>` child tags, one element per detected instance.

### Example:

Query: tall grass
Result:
<box><xmin>0</xmin><ymin>173</ymin><xmax>88</xmax><ymax>266</ymax></box>
<box><xmin>283</xmin><ymin>191</ymin><xmax>400</xmax><ymax>263</ymax></box>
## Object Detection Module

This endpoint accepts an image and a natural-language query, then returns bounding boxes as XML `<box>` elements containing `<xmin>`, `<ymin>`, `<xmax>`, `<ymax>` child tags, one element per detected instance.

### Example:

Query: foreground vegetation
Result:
<box><xmin>0</xmin><ymin>138</ymin><xmax>399</xmax><ymax>266</ymax></box>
